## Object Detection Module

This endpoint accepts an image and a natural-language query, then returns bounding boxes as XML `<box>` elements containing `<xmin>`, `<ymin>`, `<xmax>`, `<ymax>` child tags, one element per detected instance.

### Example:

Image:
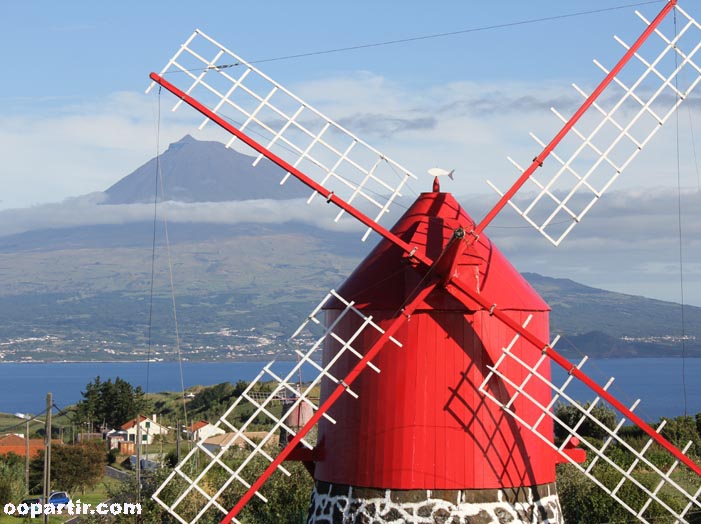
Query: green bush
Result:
<box><xmin>0</xmin><ymin>453</ymin><xmax>25</xmax><ymax>506</ymax></box>
<box><xmin>107</xmin><ymin>447</ymin><xmax>119</xmax><ymax>465</ymax></box>
<box><xmin>554</xmin><ymin>401</ymin><xmax>616</xmax><ymax>443</ymax></box>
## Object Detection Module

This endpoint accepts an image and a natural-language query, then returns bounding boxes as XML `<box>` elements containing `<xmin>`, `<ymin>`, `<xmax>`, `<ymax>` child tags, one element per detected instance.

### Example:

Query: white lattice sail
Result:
<box><xmin>151</xmin><ymin>290</ymin><xmax>400</xmax><ymax>524</ymax></box>
<box><xmin>479</xmin><ymin>326</ymin><xmax>701</xmax><ymax>524</ymax></box>
<box><xmin>488</xmin><ymin>4</ymin><xmax>701</xmax><ymax>245</ymax></box>
<box><xmin>146</xmin><ymin>4</ymin><xmax>701</xmax><ymax>524</ymax></box>
<box><xmin>146</xmin><ymin>30</ymin><xmax>417</xmax><ymax>241</ymax></box>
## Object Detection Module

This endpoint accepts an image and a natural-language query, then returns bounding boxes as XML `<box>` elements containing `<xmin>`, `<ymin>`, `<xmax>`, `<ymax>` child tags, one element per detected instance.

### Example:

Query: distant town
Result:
<box><xmin>0</xmin><ymin>329</ymin><xmax>318</xmax><ymax>362</ymax></box>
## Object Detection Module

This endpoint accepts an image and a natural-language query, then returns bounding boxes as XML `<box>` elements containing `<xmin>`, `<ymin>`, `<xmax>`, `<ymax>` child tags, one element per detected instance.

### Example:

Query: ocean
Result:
<box><xmin>0</xmin><ymin>358</ymin><xmax>698</xmax><ymax>422</ymax></box>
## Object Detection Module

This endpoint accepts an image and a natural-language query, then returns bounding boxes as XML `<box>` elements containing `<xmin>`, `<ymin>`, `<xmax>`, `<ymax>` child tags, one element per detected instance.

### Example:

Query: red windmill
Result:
<box><xmin>149</xmin><ymin>2</ymin><xmax>701</xmax><ymax>523</ymax></box>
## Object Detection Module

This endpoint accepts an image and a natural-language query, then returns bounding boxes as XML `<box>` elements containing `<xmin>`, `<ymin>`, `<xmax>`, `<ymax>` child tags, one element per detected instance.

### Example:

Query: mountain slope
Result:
<box><xmin>525</xmin><ymin>273</ymin><xmax>700</xmax><ymax>357</ymax></box>
<box><xmin>0</xmin><ymin>225</ymin><xmax>698</xmax><ymax>361</ymax></box>
<box><xmin>104</xmin><ymin>135</ymin><xmax>311</xmax><ymax>203</ymax></box>
<box><xmin>0</xmin><ymin>135</ymin><xmax>698</xmax><ymax>361</ymax></box>
<box><xmin>525</xmin><ymin>272</ymin><xmax>700</xmax><ymax>338</ymax></box>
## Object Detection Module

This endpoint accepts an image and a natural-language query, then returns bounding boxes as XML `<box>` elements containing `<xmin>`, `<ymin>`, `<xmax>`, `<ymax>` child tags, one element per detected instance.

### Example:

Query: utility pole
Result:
<box><xmin>136</xmin><ymin>420</ymin><xmax>141</xmax><ymax>504</ymax></box>
<box><xmin>43</xmin><ymin>393</ymin><xmax>52</xmax><ymax>524</ymax></box>
<box><xmin>176</xmin><ymin>418</ymin><xmax>180</xmax><ymax>462</ymax></box>
<box><xmin>25</xmin><ymin>418</ymin><xmax>29</xmax><ymax>495</ymax></box>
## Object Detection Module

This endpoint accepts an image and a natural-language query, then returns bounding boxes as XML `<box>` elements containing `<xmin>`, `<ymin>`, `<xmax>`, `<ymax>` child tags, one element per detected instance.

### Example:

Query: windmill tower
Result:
<box><xmin>149</xmin><ymin>2</ymin><xmax>701</xmax><ymax>523</ymax></box>
<box><xmin>308</xmin><ymin>187</ymin><xmax>562</xmax><ymax>522</ymax></box>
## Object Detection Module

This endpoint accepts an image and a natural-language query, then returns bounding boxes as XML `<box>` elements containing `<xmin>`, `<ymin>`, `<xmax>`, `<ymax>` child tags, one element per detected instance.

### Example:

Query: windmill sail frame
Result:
<box><xmin>485</xmin><ymin>2</ymin><xmax>701</xmax><ymax>245</ymax></box>
<box><xmin>152</xmin><ymin>289</ymin><xmax>406</xmax><ymax>524</ymax></box>
<box><xmin>147</xmin><ymin>2</ymin><xmax>701</xmax><ymax>523</ymax></box>
<box><xmin>146</xmin><ymin>30</ymin><xmax>417</xmax><ymax>242</ymax></box>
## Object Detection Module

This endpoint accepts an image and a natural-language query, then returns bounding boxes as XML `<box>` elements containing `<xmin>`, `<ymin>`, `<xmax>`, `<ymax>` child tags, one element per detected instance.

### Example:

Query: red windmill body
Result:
<box><xmin>148</xmin><ymin>2</ymin><xmax>701</xmax><ymax>523</ymax></box>
<box><xmin>309</xmin><ymin>187</ymin><xmax>560</xmax><ymax>520</ymax></box>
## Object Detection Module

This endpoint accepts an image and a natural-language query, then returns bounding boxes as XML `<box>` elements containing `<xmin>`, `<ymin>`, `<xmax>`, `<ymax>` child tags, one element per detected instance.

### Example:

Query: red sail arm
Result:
<box><xmin>221</xmin><ymin>282</ymin><xmax>438</xmax><ymax>523</ymax></box>
<box><xmin>443</xmin><ymin>277</ymin><xmax>701</xmax><ymax>478</ymax></box>
<box><xmin>473</xmin><ymin>0</ymin><xmax>678</xmax><ymax>237</ymax></box>
<box><xmin>150</xmin><ymin>23</ymin><xmax>701</xmax><ymax>515</ymax></box>
<box><xmin>151</xmin><ymin>65</ymin><xmax>701</xmax><ymax>488</ymax></box>
<box><xmin>149</xmin><ymin>72</ymin><xmax>419</xmax><ymax>256</ymax></box>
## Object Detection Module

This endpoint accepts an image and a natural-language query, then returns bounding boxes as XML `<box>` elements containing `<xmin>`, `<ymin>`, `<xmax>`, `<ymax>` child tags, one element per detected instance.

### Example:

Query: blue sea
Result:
<box><xmin>0</xmin><ymin>358</ymin><xmax>698</xmax><ymax>422</ymax></box>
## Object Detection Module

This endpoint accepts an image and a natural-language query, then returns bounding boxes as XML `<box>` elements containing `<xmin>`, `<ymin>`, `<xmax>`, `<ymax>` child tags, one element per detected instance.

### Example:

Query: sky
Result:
<box><xmin>2</xmin><ymin>0</ymin><xmax>701</xmax><ymax>307</ymax></box>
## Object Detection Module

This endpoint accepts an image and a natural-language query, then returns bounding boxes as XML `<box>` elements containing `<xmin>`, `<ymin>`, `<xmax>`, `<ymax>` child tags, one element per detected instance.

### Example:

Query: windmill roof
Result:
<box><xmin>332</xmin><ymin>191</ymin><xmax>548</xmax><ymax>312</ymax></box>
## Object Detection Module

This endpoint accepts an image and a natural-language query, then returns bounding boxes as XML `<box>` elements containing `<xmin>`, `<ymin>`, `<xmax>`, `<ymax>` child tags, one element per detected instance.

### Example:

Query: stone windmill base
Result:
<box><xmin>307</xmin><ymin>481</ymin><xmax>563</xmax><ymax>524</ymax></box>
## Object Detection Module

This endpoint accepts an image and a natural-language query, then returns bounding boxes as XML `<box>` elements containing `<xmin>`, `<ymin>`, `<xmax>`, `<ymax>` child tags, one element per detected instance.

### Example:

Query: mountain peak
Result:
<box><xmin>103</xmin><ymin>135</ymin><xmax>310</xmax><ymax>204</ymax></box>
<box><xmin>169</xmin><ymin>134</ymin><xmax>198</xmax><ymax>148</ymax></box>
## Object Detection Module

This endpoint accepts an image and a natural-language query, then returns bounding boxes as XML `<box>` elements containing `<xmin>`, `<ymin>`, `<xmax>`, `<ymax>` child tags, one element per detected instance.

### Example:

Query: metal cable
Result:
<box><xmin>673</xmin><ymin>9</ymin><xmax>689</xmax><ymax>417</ymax></box>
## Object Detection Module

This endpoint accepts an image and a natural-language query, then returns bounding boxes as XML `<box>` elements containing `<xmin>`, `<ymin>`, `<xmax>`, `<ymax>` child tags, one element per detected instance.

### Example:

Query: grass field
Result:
<box><xmin>0</xmin><ymin>413</ymin><xmax>28</xmax><ymax>433</ymax></box>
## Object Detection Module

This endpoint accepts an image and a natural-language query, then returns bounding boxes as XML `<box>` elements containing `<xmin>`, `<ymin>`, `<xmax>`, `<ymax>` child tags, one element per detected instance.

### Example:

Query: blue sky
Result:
<box><xmin>1</xmin><ymin>0</ymin><xmax>694</xmax><ymax>204</ymax></box>
<box><xmin>1</xmin><ymin>1</ymin><xmax>649</xmax><ymax>101</ymax></box>
<box><xmin>2</xmin><ymin>0</ymin><xmax>701</xmax><ymax>305</ymax></box>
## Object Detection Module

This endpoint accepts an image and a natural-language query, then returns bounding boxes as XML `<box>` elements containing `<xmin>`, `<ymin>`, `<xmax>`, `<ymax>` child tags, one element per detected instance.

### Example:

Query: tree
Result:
<box><xmin>209</xmin><ymin>447</ymin><xmax>312</xmax><ymax>524</ymax></box>
<box><xmin>76</xmin><ymin>376</ymin><xmax>150</xmax><ymax>430</ymax></box>
<box><xmin>236</xmin><ymin>458</ymin><xmax>312</xmax><ymax>524</ymax></box>
<box><xmin>658</xmin><ymin>415</ymin><xmax>701</xmax><ymax>458</ymax></box>
<box><xmin>92</xmin><ymin>445</ymin><xmax>314</xmax><ymax>524</ymax></box>
<box><xmin>188</xmin><ymin>382</ymin><xmax>237</xmax><ymax>421</ymax></box>
<box><xmin>0</xmin><ymin>453</ymin><xmax>24</xmax><ymax>506</ymax></box>
<box><xmin>78</xmin><ymin>375</ymin><xmax>103</xmax><ymax>428</ymax></box>
<box><xmin>29</xmin><ymin>442</ymin><xmax>106</xmax><ymax>495</ymax></box>
<box><xmin>554</xmin><ymin>401</ymin><xmax>616</xmax><ymax>443</ymax></box>
<box><xmin>77</xmin><ymin>467</ymin><xmax>196</xmax><ymax>524</ymax></box>
<box><xmin>233</xmin><ymin>380</ymin><xmax>249</xmax><ymax>397</ymax></box>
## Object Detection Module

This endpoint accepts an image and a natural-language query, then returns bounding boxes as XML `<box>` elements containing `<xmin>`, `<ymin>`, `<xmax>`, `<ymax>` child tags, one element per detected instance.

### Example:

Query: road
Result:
<box><xmin>105</xmin><ymin>465</ymin><xmax>131</xmax><ymax>481</ymax></box>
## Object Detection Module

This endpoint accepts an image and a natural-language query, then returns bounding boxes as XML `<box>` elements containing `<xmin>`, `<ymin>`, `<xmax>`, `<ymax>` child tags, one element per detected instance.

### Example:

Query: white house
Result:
<box><xmin>186</xmin><ymin>420</ymin><xmax>225</xmax><ymax>441</ymax></box>
<box><xmin>202</xmin><ymin>433</ymin><xmax>241</xmax><ymax>454</ymax></box>
<box><xmin>105</xmin><ymin>429</ymin><xmax>129</xmax><ymax>450</ymax></box>
<box><xmin>120</xmin><ymin>415</ymin><xmax>168</xmax><ymax>445</ymax></box>
<box><xmin>202</xmin><ymin>432</ymin><xmax>278</xmax><ymax>453</ymax></box>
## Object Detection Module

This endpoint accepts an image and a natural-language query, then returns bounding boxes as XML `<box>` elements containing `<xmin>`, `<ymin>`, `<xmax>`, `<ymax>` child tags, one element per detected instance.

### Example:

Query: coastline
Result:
<box><xmin>0</xmin><ymin>358</ymin><xmax>698</xmax><ymax>421</ymax></box>
<box><xmin>1</xmin><ymin>354</ymin><xmax>700</xmax><ymax>365</ymax></box>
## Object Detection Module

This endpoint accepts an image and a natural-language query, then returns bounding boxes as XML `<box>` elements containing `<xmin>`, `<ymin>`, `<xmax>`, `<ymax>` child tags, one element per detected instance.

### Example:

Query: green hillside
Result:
<box><xmin>0</xmin><ymin>228</ymin><xmax>698</xmax><ymax>361</ymax></box>
<box><xmin>0</xmin><ymin>137</ymin><xmax>697</xmax><ymax>362</ymax></box>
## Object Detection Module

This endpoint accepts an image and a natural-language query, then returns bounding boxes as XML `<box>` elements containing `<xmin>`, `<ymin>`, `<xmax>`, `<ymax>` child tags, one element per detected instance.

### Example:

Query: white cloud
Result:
<box><xmin>0</xmin><ymin>91</ymin><xmax>220</xmax><ymax>211</ymax></box>
<box><xmin>1</xmin><ymin>185</ymin><xmax>699</xmax><ymax>305</ymax></box>
<box><xmin>2</xmin><ymin>67</ymin><xmax>700</xmax><ymax>305</ymax></box>
<box><xmin>0</xmin><ymin>193</ymin><xmax>363</xmax><ymax>238</ymax></box>
<box><xmin>3</xmin><ymin>70</ymin><xmax>698</xmax><ymax>210</ymax></box>
<box><xmin>478</xmin><ymin>187</ymin><xmax>701</xmax><ymax>303</ymax></box>
<box><xmin>289</xmin><ymin>74</ymin><xmax>701</xmax><ymax>203</ymax></box>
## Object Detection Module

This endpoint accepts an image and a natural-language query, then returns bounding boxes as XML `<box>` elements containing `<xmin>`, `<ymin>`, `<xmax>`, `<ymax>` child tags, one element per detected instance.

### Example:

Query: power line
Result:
<box><xmin>672</xmin><ymin>9</ymin><xmax>689</xmax><ymax>417</ymax></box>
<box><xmin>164</xmin><ymin>1</ymin><xmax>666</xmax><ymax>75</ymax></box>
<box><xmin>0</xmin><ymin>409</ymin><xmax>50</xmax><ymax>434</ymax></box>
<box><xmin>247</xmin><ymin>1</ymin><xmax>665</xmax><ymax>65</ymax></box>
